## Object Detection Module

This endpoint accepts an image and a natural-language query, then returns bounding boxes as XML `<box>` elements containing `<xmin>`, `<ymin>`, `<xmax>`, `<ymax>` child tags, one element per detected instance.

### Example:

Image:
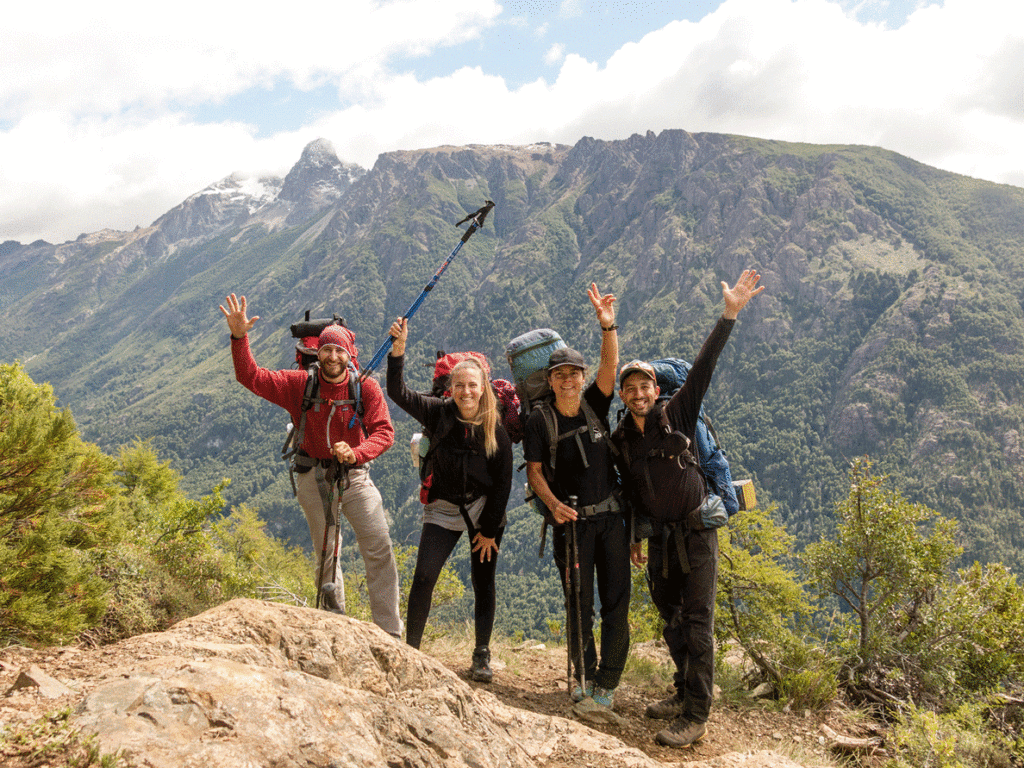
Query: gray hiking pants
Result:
<box><xmin>296</xmin><ymin>465</ymin><xmax>402</xmax><ymax>637</ymax></box>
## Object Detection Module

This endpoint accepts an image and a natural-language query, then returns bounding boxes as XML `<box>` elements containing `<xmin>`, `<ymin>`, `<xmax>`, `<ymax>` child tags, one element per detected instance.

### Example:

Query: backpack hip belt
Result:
<box><xmin>575</xmin><ymin>493</ymin><xmax>622</xmax><ymax>519</ymax></box>
<box><xmin>442</xmin><ymin>490</ymin><xmax>481</xmax><ymax>507</ymax></box>
<box><xmin>294</xmin><ymin>449</ymin><xmax>349</xmax><ymax>471</ymax></box>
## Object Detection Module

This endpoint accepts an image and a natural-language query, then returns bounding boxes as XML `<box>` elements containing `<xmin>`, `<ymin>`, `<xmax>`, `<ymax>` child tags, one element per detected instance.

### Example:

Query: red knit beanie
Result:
<box><xmin>318</xmin><ymin>325</ymin><xmax>358</xmax><ymax>362</ymax></box>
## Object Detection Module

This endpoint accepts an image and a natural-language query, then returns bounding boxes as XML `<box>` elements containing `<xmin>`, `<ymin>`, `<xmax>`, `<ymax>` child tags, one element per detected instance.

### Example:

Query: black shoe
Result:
<box><xmin>470</xmin><ymin>646</ymin><xmax>493</xmax><ymax>683</ymax></box>
<box><xmin>645</xmin><ymin>693</ymin><xmax>685</xmax><ymax>720</ymax></box>
<box><xmin>655</xmin><ymin>717</ymin><xmax>707</xmax><ymax>748</ymax></box>
<box><xmin>320</xmin><ymin>583</ymin><xmax>345</xmax><ymax>614</ymax></box>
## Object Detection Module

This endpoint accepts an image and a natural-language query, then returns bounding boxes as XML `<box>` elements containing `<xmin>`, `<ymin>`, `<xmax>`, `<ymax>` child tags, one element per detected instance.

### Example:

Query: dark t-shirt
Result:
<box><xmin>523</xmin><ymin>382</ymin><xmax>617</xmax><ymax>507</ymax></box>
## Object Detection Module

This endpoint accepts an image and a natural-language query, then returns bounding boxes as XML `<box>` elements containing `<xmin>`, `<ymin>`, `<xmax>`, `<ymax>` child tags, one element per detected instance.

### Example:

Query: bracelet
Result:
<box><xmin>601</xmin><ymin>324</ymin><xmax>619</xmax><ymax>332</ymax></box>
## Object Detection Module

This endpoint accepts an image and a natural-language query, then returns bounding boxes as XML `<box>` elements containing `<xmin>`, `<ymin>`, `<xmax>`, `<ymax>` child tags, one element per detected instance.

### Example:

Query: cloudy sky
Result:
<box><xmin>2</xmin><ymin>0</ymin><xmax>1021</xmax><ymax>244</ymax></box>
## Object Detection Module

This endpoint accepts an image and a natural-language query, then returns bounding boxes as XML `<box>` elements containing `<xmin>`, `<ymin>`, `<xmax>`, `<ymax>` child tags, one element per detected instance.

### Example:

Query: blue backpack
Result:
<box><xmin>647</xmin><ymin>358</ymin><xmax>739</xmax><ymax>515</ymax></box>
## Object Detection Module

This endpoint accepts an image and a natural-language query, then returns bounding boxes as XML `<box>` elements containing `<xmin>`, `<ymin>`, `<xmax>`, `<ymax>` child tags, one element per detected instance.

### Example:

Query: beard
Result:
<box><xmin>627</xmin><ymin>399</ymin><xmax>655</xmax><ymax>418</ymax></box>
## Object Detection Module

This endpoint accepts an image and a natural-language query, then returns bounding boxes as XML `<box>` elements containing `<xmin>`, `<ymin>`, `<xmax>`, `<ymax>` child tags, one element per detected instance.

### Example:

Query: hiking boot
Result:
<box><xmin>570</xmin><ymin>681</ymin><xmax>593</xmax><ymax>702</ymax></box>
<box><xmin>645</xmin><ymin>692</ymin><xmax>685</xmax><ymax>720</ymax></box>
<box><xmin>471</xmin><ymin>647</ymin><xmax>493</xmax><ymax>683</ymax></box>
<box><xmin>320</xmin><ymin>583</ymin><xmax>345</xmax><ymax>614</ymax></box>
<box><xmin>591</xmin><ymin>685</ymin><xmax>616</xmax><ymax>709</ymax></box>
<box><xmin>655</xmin><ymin>717</ymin><xmax>707</xmax><ymax>748</ymax></box>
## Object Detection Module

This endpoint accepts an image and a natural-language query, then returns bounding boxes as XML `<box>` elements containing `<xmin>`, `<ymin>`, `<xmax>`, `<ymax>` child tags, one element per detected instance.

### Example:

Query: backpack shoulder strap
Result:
<box><xmin>580</xmin><ymin>397</ymin><xmax>620</xmax><ymax>459</ymax></box>
<box><xmin>346</xmin><ymin>363</ymin><xmax>366</xmax><ymax>434</ymax></box>
<box><xmin>534</xmin><ymin>401</ymin><xmax>560</xmax><ymax>480</ymax></box>
<box><xmin>420</xmin><ymin>400</ymin><xmax>460</xmax><ymax>482</ymax></box>
<box><xmin>285</xmin><ymin>364</ymin><xmax>321</xmax><ymax>457</ymax></box>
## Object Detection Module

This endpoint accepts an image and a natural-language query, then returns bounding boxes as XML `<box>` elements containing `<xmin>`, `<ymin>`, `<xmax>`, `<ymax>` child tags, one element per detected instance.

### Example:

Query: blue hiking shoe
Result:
<box><xmin>592</xmin><ymin>685</ymin><xmax>616</xmax><ymax>709</ymax></box>
<box><xmin>570</xmin><ymin>681</ymin><xmax>593</xmax><ymax>703</ymax></box>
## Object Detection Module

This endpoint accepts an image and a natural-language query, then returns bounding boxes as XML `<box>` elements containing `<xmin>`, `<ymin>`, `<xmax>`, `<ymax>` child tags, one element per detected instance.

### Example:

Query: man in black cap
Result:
<box><xmin>612</xmin><ymin>269</ymin><xmax>763</xmax><ymax>748</ymax></box>
<box><xmin>524</xmin><ymin>282</ymin><xmax>629</xmax><ymax>711</ymax></box>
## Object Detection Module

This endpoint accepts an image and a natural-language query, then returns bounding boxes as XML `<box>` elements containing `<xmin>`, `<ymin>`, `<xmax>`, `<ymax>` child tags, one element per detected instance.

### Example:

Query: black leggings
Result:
<box><xmin>406</xmin><ymin>523</ymin><xmax>505</xmax><ymax>650</ymax></box>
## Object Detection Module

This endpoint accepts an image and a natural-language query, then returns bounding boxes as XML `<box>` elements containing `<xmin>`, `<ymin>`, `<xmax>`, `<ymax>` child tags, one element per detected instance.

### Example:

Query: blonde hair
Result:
<box><xmin>450</xmin><ymin>358</ymin><xmax>498</xmax><ymax>457</ymax></box>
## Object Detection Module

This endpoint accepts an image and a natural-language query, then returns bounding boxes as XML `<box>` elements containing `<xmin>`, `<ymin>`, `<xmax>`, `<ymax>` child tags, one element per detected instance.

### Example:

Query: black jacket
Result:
<box><xmin>611</xmin><ymin>318</ymin><xmax>734</xmax><ymax>523</ymax></box>
<box><xmin>387</xmin><ymin>354</ymin><xmax>513</xmax><ymax>538</ymax></box>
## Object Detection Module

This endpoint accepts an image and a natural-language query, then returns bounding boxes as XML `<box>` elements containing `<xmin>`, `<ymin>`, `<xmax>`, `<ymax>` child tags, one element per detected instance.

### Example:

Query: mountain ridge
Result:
<box><xmin>1</xmin><ymin>129</ymin><xmax>1022</xmax><ymax>575</ymax></box>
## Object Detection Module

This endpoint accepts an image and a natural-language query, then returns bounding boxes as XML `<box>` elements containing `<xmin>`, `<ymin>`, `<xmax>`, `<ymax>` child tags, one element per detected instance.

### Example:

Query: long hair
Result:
<box><xmin>449</xmin><ymin>358</ymin><xmax>498</xmax><ymax>457</ymax></box>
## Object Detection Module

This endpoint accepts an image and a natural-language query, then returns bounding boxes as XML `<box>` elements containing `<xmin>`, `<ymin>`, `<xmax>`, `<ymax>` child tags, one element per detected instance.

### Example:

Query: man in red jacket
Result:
<box><xmin>220</xmin><ymin>293</ymin><xmax>402</xmax><ymax>637</ymax></box>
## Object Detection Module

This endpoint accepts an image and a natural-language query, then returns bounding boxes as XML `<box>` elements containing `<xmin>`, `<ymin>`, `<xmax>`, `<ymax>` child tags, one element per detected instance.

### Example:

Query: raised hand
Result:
<box><xmin>219</xmin><ymin>293</ymin><xmax>259</xmax><ymax>338</ymax></box>
<box><xmin>388</xmin><ymin>317</ymin><xmax>408</xmax><ymax>357</ymax></box>
<box><xmin>588</xmin><ymin>282</ymin><xmax>616</xmax><ymax>328</ymax></box>
<box><xmin>721</xmin><ymin>269</ymin><xmax>765</xmax><ymax>319</ymax></box>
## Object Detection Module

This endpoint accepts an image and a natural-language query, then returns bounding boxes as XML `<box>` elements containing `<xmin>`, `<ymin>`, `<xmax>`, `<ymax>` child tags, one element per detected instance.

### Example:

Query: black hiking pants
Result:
<box><xmin>646</xmin><ymin>523</ymin><xmax>718</xmax><ymax>724</ymax></box>
<box><xmin>552</xmin><ymin>512</ymin><xmax>631</xmax><ymax>691</ymax></box>
<box><xmin>406</xmin><ymin>523</ymin><xmax>505</xmax><ymax>650</ymax></box>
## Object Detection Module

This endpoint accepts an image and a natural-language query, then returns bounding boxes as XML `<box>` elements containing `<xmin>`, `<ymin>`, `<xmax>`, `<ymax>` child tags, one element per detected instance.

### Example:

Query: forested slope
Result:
<box><xmin>2</xmin><ymin>130</ymin><xmax>1023</xmax><ymax>591</ymax></box>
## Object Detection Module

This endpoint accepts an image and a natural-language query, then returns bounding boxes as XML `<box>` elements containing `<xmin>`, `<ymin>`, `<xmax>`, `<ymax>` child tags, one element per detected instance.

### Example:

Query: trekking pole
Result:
<box><xmin>562</xmin><ymin>516</ymin><xmax>572</xmax><ymax>695</ymax></box>
<box><xmin>360</xmin><ymin>201</ymin><xmax>495</xmax><ymax>380</ymax></box>
<box><xmin>316</xmin><ymin>461</ymin><xmax>349</xmax><ymax>611</ymax></box>
<box><xmin>568</xmin><ymin>495</ymin><xmax>585</xmax><ymax>698</ymax></box>
<box><xmin>315</xmin><ymin>500</ymin><xmax>332</xmax><ymax>610</ymax></box>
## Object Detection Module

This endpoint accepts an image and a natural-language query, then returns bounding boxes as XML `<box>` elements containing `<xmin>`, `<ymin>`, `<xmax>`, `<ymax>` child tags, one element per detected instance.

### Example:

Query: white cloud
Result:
<box><xmin>0</xmin><ymin>0</ymin><xmax>501</xmax><ymax>242</ymax></box>
<box><xmin>3</xmin><ymin>0</ymin><xmax>1024</xmax><ymax>243</ymax></box>
<box><xmin>544</xmin><ymin>43</ymin><xmax>567</xmax><ymax>65</ymax></box>
<box><xmin>1</xmin><ymin>0</ymin><xmax>501</xmax><ymax>119</ymax></box>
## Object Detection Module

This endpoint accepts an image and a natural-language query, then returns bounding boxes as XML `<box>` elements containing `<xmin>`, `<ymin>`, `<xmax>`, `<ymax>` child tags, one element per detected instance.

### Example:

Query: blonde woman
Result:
<box><xmin>386</xmin><ymin>317</ymin><xmax>513</xmax><ymax>682</ymax></box>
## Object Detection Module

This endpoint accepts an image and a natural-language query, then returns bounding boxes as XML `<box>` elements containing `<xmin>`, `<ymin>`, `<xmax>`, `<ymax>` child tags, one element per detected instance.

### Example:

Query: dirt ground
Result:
<box><xmin>430</xmin><ymin>638</ymin><xmax>881</xmax><ymax>768</ymax></box>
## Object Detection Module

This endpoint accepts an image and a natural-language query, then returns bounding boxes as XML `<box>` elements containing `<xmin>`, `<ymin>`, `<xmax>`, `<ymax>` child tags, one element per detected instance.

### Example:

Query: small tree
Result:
<box><xmin>718</xmin><ymin>504</ymin><xmax>835</xmax><ymax>707</ymax></box>
<box><xmin>0</xmin><ymin>363</ymin><xmax>125</xmax><ymax>645</ymax></box>
<box><xmin>804</xmin><ymin>458</ymin><xmax>960</xmax><ymax>703</ymax></box>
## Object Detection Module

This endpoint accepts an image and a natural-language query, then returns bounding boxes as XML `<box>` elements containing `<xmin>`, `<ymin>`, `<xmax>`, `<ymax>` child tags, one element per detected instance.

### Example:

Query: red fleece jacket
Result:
<box><xmin>231</xmin><ymin>335</ymin><xmax>394</xmax><ymax>464</ymax></box>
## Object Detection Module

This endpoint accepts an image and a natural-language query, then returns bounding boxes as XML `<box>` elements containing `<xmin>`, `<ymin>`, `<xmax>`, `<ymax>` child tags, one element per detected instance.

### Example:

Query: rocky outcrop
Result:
<box><xmin>150</xmin><ymin>173</ymin><xmax>284</xmax><ymax>246</ymax></box>
<box><xmin>66</xmin><ymin>599</ymin><xmax>662</xmax><ymax>768</ymax></box>
<box><xmin>0</xmin><ymin>599</ymin><xmax>822</xmax><ymax>768</ymax></box>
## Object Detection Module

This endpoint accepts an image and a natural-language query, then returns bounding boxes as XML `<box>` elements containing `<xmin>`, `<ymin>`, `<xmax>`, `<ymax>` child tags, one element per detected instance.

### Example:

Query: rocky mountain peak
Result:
<box><xmin>149</xmin><ymin>172</ymin><xmax>283</xmax><ymax>248</ymax></box>
<box><xmin>279</xmin><ymin>138</ymin><xmax>365</xmax><ymax>212</ymax></box>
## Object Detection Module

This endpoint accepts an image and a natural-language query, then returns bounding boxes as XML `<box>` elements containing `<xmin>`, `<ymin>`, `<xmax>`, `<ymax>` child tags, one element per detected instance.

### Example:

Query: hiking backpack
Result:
<box><xmin>280</xmin><ymin>311</ymin><xmax>365</xmax><ymax>493</ymax></box>
<box><xmin>646</xmin><ymin>358</ymin><xmax>740</xmax><ymax>515</ymax></box>
<box><xmin>505</xmin><ymin>328</ymin><xmax>565</xmax><ymax>421</ymax></box>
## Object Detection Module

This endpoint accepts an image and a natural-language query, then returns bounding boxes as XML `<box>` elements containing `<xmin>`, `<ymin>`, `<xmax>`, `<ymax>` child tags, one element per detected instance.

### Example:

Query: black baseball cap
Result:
<box><xmin>547</xmin><ymin>347</ymin><xmax>587</xmax><ymax>370</ymax></box>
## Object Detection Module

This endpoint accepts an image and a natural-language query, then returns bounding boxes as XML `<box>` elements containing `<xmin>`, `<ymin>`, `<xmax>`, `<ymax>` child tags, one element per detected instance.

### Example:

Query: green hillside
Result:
<box><xmin>2</xmin><ymin>130</ymin><xmax>1023</xmax><ymax>581</ymax></box>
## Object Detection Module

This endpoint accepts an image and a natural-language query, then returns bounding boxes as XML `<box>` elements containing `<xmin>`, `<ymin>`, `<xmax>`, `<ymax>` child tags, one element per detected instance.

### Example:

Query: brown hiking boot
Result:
<box><xmin>655</xmin><ymin>717</ymin><xmax>707</xmax><ymax>748</ymax></box>
<box><xmin>645</xmin><ymin>693</ymin><xmax>685</xmax><ymax>720</ymax></box>
<box><xmin>470</xmin><ymin>647</ymin><xmax>493</xmax><ymax>683</ymax></box>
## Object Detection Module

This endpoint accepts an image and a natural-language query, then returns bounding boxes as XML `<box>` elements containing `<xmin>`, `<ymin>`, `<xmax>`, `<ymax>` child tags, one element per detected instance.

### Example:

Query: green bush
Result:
<box><xmin>804</xmin><ymin>458</ymin><xmax>961</xmax><ymax>703</ymax></box>
<box><xmin>0</xmin><ymin>363</ymin><xmax>125</xmax><ymax>645</ymax></box>
<box><xmin>886</xmin><ymin>703</ymin><xmax>1013</xmax><ymax>768</ymax></box>
<box><xmin>718</xmin><ymin>504</ymin><xmax>821</xmax><ymax>698</ymax></box>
